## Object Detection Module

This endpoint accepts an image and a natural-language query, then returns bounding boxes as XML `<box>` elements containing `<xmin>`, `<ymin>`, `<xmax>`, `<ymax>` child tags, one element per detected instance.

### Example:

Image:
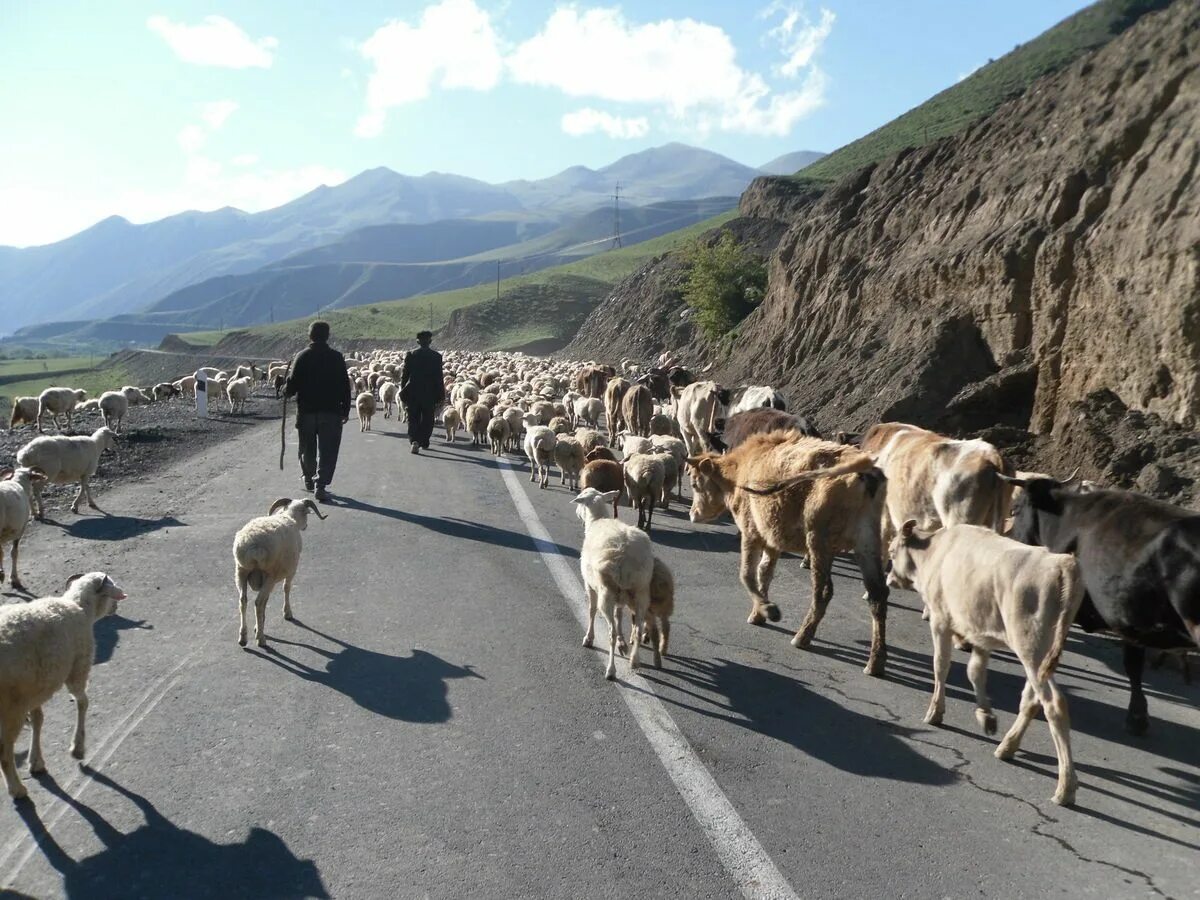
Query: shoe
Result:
<box><xmin>303</xmin><ymin>479</ymin><xmax>314</xmax><ymax>492</ymax></box>
<box><xmin>410</xmin><ymin>443</ymin><xmax>420</xmax><ymax>455</ymax></box>
<box><xmin>315</xmin><ymin>487</ymin><xmax>331</xmax><ymax>503</ymax></box>
<box><xmin>421</xmin><ymin>442</ymin><xmax>430</xmax><ymax>450</ymax></box>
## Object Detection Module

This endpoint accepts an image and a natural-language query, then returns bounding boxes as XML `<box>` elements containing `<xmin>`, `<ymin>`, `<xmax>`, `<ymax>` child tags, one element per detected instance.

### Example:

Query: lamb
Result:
<box><xmin>580</xmin><ymin>459</ymin><xmax>625</xmax><ymax>518</ymax></box>
<box><xmin>17</xmin><ymin>426</ymin><xmax>119</xmax><ymax>517</ymax></box>
<box><xmin>120</xmin><ymin>386</ymin><xmax>153</xmax><ymax>406</ymax></box>
<box><xmin>442</xmin><ymin>406</ymin><xmax>462</xmax><ymax>443</ymax></box>
<box><xmin>98</xmin><ymin>391</ymin><xmax>129</xmax><ymax>432</ymax></box>
<box><xmin>487</xmin><ymin>416</ymin><xmax>510</xmax><ymax>456</ymax></box>
<box><xmin>8</xmin><ymin>397</ymin><xmax>39</xmax><ymax>430</ymax></box>
<box><xmin>624</xmin><ymin>452</ymin><xmax>665</xmax><ymax>532</ymax></box>
<box><xmin>573</xmin><ymin>488</ymin><xmax>655</xmax><ymax>680</ymax></box>
<box><xmin>502</xmin><ymin>406</ymin><xmax>525</xmax><ymax>451</ymax></box>
<box><xmin>466</xmin><ymin>403</ymin><xmax>492</xmax><ymax>447</ymax></box>
<box><xmin>380</xmin><ymin>381</ymin><xmax>399</xmax><ymax>419</ymax></box>
<box><xmin>573</xmin><ymin>397</ymin><xmax>604</xmax><ymax>429</ymax></box>
<box><xmin>584</xmin><ymin>447</ymin><xmax>618</xmax><ymax>463</ymax></box>
<box><xmin>621</xmin><ymin>435</ymin><xmax>654</xmax><ymax>459</ymax></box>
<box><xmin>152</xmin><ymin>382</ymin><xmax>181</xmax><ymax>402</ymax></box>
<box><xmin>522</xmin><ymin>414</ymin><xmax>557</xmax><ymax>489</ymax></box>
<box><xmin>356</xmin><ymin>392</ymin><xmax>377</xmax><ymax>431</ymax></box>
<box><xmin>554</xmin><ymin>435</ymin><xmax>585</xmax><ymax>490</ymax></box>
<box><xmin>617</xmin><ymin>556</ymin><xmax>676</xmax><ymax>663</ymax></box>
<box><xmin>649</xmin><ymin>413</ymin><xmax>675</xmax><ymax>436</ymax></box>
<box><xmin>548</xmin><ymin>416</ymin><xmax>572</xmax><ymax>435</ymax></box>
<box><xmin>226</xmin><ymin>376</ymin><xmax>254</xmax><ymax>415</ymax></box>
<box><xmin>233</xmin><ymin>498</ymin><xmax>326</xmax><ymax>647</ymax></box>
<box><xmin>36</xmin><ymin>387</ymin><xmax>86</xmax><ymax>433</ymax></box>
<box><xmin>0</xmin><ymin>572</ymin><xmax>126</xmax><ymax>799</ymax></box>
<box><xmin>575</xmin><ymin>428</ymin><xmax>607</xmax><ymax>457</ymax></box>
<box><xmin>0</xmin><ymin>466</ymin><xmax>47</xmax><ymax>591</ymax></box>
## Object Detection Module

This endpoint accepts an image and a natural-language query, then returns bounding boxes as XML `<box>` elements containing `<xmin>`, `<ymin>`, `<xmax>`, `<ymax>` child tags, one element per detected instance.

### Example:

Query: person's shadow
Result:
<box><xmin>254</xmin><ymin>622</ymin><xmax>483</xmax><ymax>723</ymax></box>
<box><xmin>16</xmin><ymin>767</ymin><xmax>329</xmax><ymax>899</ymax></box>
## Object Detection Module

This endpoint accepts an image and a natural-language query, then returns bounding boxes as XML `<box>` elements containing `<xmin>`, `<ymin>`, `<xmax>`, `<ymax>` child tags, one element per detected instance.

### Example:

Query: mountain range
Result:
<box><xmin>0</xmin><ymin>143</ymin><xmax>823</xmax><ymax>341</ymax></box>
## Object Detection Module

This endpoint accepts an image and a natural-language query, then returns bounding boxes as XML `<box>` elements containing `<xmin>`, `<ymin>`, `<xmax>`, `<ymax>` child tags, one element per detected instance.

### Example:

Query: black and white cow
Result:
<box><xmin>1005</xmin><ymin>474</ymin><xmax>1200</xmax><ymax>734</ymax></box>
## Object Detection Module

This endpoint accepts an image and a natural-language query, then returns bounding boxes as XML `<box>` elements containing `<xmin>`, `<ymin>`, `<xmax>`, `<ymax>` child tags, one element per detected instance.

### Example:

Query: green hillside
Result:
<box><xmin>797</xmin><ymin>0</ymin><xmax>1172</xmax><ymax>184</ymax></box>
<box><xmin>182</xmin><ymin>209</ymin><xmax>738</xmax><ymax>347</ymax></box>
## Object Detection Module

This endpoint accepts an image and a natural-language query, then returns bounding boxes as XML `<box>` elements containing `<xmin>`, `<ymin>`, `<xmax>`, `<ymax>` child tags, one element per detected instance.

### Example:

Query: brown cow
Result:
<box><xmin>687</xmin><ymin>432</ymin><xmax>890</xmax><ymax>675</ymax></box>
<box><xmin>710</xmin><ymin>408</ymin><xmax>820</xmax><ymax>452</ymax></box>
<box><xmin>575</xmin><ymin>365</ymin><xmax>614</xmax><ymax>399</ymax></box>
<box><xmin>604</xmin><ymin>377</ymin><xmax>630</xmax><ymax>435</ymax></box>
<box><xmin>620</xmin><ymin>383</ymin><xmax>653</xmax><ymax>438</ymax></box>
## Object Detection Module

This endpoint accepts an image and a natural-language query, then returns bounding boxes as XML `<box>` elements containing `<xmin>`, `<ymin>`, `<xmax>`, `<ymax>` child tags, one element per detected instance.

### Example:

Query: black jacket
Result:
<box><xmin>400</xmin><ymin>346</ymin><xmax>445</xmax><ymax>407</ymax></box>
<box><xmin>284</xmin><ymin>342</ymin><xmax>352</xmax><ymax>417</ymax></box>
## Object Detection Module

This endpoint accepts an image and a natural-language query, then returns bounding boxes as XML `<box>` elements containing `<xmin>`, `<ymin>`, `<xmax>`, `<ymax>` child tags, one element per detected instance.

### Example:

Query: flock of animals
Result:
<box><xmin>0</xmin><ymin>347</ymin><xmax>1196</xmax><ymax>811</ymax></box>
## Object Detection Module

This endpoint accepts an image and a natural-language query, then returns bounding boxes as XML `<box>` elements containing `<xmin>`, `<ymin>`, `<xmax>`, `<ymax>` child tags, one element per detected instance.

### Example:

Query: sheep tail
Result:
<box><xmin>248</xmin><ymin>571</ymin><xmax>265</xmax><ymax>591</ymax></box>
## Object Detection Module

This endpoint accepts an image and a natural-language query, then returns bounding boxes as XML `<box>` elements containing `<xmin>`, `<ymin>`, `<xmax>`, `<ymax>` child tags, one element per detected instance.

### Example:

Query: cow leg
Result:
<box><xmin>582</xmin><ymin>584</ymin><xmax>598</xmax><ymax>648</ymax></box>
<box><xmin>923</xmin><ymin>619</ymin><xmax>953</xmax><ymax>725</ymax></box>
<box><xmin>756</xmin><ymin>547</ymin><xmax>781</xmax><ymax>623</ymax></box>
<box><xmin>967</xmin><ymin>648</ymin><xmax>997</xmax><ymax>735</ymax></box>
<box><xmin>792</xmin><ymin>547</ymin><xmax>833</xmax><ymax>648</ymax></box>
<box><xmin>995</xmin><ymin>681</ymin><xmax>1040</xmax><ymax>759</ymax></box>
<box><xmin>1123</xmin><ymin>643</ymin><xmax>1149</xmax><ymax>735</ymax></box>
<box><xmin>1038</xmin><ymin>675</ymin><xmax>1078</xmax><ymax>806</ymax></box>
<box><xmin>738</xmin><ymin>539</ymin><xmax>774</xmax><ymax>625</ymax></box>
<box><xmin>855</xmin><ymin>544</ymin><xmax>889</xmax><ymax>677</ymax></box>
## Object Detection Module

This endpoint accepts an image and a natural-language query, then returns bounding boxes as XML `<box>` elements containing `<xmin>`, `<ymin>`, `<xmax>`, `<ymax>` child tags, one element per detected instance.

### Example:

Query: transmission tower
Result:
<box><xmin>610</xmin><ymin>182</ymin><xmax>622</xmax><ymax>248</ymax></box>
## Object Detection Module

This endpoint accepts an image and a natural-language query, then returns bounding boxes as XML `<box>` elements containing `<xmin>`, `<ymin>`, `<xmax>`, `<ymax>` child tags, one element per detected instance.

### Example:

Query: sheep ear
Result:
<box><xmin>268</xmin><ymin>497</ymin><xmax>292</xmax><ymax>515</ymax></box>
<box><xmin>303</xmin><ymin>499</ymin><xmax>328</xmax><ymax>519</ymax></box>
<box><xmin>65</xmin><ymin>573</ymin><xmax>85</xmax><ymax>589</ymax></box>
<box><xmin>599</xmin><ymin>490</ymin><xmax>620</xmax><ymax>503</ymax></box>
<box><xmin>900</xmin><ymin>519</ymin><xmax>919</xmax><ymax>538</ymax></box>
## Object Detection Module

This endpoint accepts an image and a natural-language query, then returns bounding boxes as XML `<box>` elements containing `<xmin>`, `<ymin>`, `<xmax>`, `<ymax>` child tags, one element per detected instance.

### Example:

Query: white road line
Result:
<box><xmin>0</xmin><ymin>646</ymin><xmax>203</xmax><ymax>887</ymax></box>
<box><xmin>497</xmin><ymin>460</ymin><xmax>799</xmax><ymax>900</ymax></box>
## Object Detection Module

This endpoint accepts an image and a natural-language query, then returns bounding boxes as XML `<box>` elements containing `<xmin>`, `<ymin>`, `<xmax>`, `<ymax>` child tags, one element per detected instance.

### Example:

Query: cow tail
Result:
<box><xmin>740</xmin><ymin>455</ymin><xmax>876</xmax><ymax>496</ymax></box>
<box><xmin>1038</xmin><ymin>560</ymin><xmax>1082</xmax><ymax>683</ymax></box>
<box><xmin>990</xmin><ymin>456</ymin><xmax>1016</xmax><ymax>533</ymax></box>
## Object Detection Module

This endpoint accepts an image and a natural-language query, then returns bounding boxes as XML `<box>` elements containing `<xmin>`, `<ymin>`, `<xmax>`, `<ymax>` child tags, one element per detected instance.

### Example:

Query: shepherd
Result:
<box><xmin>399</xmin><ymin>330</ymin><xmax>445</xmax><ymax>455</ymax></box>
<box><xmin>284</xmin><ymin>320</ymin><xmax>352</xmax><ymax>502</ymax></box>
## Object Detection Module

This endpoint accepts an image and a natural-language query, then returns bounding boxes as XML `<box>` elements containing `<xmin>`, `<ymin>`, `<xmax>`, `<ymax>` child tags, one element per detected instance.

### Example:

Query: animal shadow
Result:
<box><xmin>258</xmin><ymin>622</ymin><xmax>483</xmax><ymax>723</ymax></box>
<box><xmin>16</xmin><ymin>767</ymin><xmax>328</xmax><ymax>899</ymax></box>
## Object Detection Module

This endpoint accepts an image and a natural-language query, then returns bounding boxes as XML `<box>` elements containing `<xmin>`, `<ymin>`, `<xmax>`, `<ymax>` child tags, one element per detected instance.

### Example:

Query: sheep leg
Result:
<box><xmin>582</xmin><ymin>585</ymin><xmax>598</xmax><ymax>647</ymax></box>
<box><xmin>32</xmin><ymin>483</ymin><xmax>44</xmax><ymax>521</ymax></box>
<box><xmin>27</xmin><ymin>707</ymin><xmax>45</xmax><ymax>774</ymax></box>
<box><xmin>658</xmin><ymin>617</ymin><xmax>671</xmax><ymax>658</ymax></box>
<box><xmin>968</xmin><ymin>647</ymin><xmax>997</xmax><ymax>735</ymax></box>
<box><xmin>66</xmin><ymin>670</ymin><xmax>89</xmax><ymax>759</ymax></box>
<box><xmin>237</xmin><ymin>572</ymin><xmax>250</xmax><ymax>646</ymax></box>
<box><xmin>923</xmin><ymin>620</ymin><xmax>954</xmax><ymax>726</ymax></box>
<box><xmin>83</xmin><ymin>476</ymin><xmax>100</xmax><ymax>510</ymax></box>
<box><xmin>600</xmin><ymin>590</ymin><xmax>619</xmax><ymax>681</ymax></box>
<box><xmin>614</xmin><ymin>607</ymin><xmax>628</xmax><ymax>656</ymax></box>
<box><xmin>282</xmin><ymin>575</ymin><xmax>294</xmax><ymax>621</ymax></box>
<box><xmin>792</xmin><ymin>547</ymin><xmax>833</xmax><ymax>648</ymax></box>
<box><xmin>71</xmin><ymin>480</ymin><xmax>86</xmax><ymax>514</ymax></box>
<box><xmin>254</xmin><ymin>587</ymin><xmax>272</xmax><ymax>647</ymax></box>
<box><xmin>628</xmin><ymin>588</ymin><xmax>648</xmax><ymax>672</ymax></box>
<box><xmin>0</xmin><ymin>711</ymin><xmax>27</xmax><ymax>799</ymax></box>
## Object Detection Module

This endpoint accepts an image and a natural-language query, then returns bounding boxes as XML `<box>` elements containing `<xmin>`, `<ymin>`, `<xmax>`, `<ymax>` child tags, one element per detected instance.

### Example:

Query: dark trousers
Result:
<box><xmin>297</xmin><ymin>411</ymin><xmax>344</xmax><ymax>487</ymax></box>
<box><xmin>406</xmin><ymin>403</ymin><xmax>436</xmax><ymax>448</ymax></box>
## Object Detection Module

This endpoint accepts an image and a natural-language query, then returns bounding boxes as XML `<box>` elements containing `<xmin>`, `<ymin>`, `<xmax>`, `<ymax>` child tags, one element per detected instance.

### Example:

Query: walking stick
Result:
<box><xmin>279</xmin><ymin>360</ymin><xmax>291</xmax><ymax>471</ymax></box>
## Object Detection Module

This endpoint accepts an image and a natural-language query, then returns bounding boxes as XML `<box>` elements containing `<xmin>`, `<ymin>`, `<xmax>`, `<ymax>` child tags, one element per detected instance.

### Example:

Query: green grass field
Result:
<box><xmin>794</xmin><ymin>0</ymin><xmax>1170</xmax><ymax>185</ymax></box>
<box><xmin>182</xmin><ymin>209</ymin><xmax>739</xmax><ymax>348</ymax></box>
<box><xmin>0</xmin><ymin>363</ymin><xmax>131</xmax><ymax>419</ymax></box>
<box><xmin>0</xmin><ymin>356</ymin><xmax>94</xmax><ymax>377</ymax></box>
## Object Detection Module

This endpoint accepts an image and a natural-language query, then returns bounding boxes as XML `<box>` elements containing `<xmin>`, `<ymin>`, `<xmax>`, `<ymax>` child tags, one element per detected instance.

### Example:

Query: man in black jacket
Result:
<box><xmin>400</xmin><ymin>330</ymin><xmax>444</xmax><ymax>454</ymax></box>
<box><xmin>284</xmin><ymin>321</ymin><xmax>351</xmax><ymax>501</ymax></box>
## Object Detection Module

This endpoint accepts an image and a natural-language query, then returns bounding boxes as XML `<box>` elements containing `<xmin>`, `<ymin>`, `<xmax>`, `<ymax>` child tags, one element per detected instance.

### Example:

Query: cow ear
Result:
<box><xmin>900</xmin><ymin>519</ymin><xmax>918</xmax><ymax>538</ymax></box>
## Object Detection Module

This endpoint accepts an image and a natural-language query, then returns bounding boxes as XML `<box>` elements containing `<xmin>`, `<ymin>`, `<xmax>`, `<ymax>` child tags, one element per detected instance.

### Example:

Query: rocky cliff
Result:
<box><xmin>565</xmin><ymin>0</ymin><xmax>1199</xmax><ymax>499</ymax></box>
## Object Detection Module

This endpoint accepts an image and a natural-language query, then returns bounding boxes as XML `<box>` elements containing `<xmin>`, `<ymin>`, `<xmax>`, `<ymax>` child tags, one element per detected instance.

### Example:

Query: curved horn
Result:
<box><xmin>995</xmin><ymin>472</ymin><xmax>1027</xmax><ymax>487</ymax></box>
<box><xmin>0</xmin><ymin>467</ymin><xmax>13</xmax><ymax>481</ymax></box>
<box><xmin>303</xmin><ymin>499</ymin><xmax>328</xmax><ymax>519</ymax></box>
<box><xmin>268</xmin><ymin>497</ymin><xmax>292</xmax><ymax>515</ymax></box>
<box><xmin>1061</xmin><ymin>467</ymin><xmax>1080</xmax><ymax>486</ymax></box>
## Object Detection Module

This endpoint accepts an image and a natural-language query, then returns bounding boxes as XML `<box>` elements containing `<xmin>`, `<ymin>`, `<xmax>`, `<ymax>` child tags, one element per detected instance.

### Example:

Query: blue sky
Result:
<box><xmin>1</xmin><ymin>0</ymin><xmax>1092</xmax><ymax>247</ymax></box>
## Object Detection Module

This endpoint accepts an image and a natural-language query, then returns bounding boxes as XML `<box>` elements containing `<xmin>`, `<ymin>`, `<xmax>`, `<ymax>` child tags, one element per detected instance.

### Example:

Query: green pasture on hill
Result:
<box><xmin>0</xmin><ymin>362</ymin><xmax>131</xmax><ymax>419</ymax></box>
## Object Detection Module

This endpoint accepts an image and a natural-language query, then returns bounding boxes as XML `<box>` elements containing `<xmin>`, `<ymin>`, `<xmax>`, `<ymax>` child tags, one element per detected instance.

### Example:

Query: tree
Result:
<box><xmin>681</xmin><ymin>232</ymin><xmax>767</xmax><ymax>340</ymax></box>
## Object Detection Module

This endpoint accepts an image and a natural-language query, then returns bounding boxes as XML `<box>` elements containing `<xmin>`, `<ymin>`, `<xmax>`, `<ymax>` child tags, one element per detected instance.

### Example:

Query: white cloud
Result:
<box><xmin>177</xmin><ymin>124</ymin><xmax>207</xmax><ymax>154</ymax></box>
<box><xmin>561</xmin><ymin>108</ymin><xmax>649</xmax><ymax>139</ymax></box>
<box><xmin>355</xmin><ymin>0</ymin><xmax>503</xmax><ymax>137</ymax></box>
<box><xmin>507</xmin><ymin>5</ymin><xmax>832</xmax><ymax>136</ymax></box>
<box><xmin>147</xmin><ymin>15</ymin><xmax>278</xmax><ymax>68</ymax></box>
<box><xmin>232</xmin><ymin>153</ymin><xmax>260</xmax><ymax>167</ymax></box>
<box><xmin>201</xmin><ymin>100</ymin><xmax>239</xmax><ymax>129</ymax></box>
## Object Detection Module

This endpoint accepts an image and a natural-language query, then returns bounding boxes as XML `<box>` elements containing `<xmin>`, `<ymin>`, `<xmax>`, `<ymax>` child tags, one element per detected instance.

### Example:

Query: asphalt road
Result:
<box><xmin>0</xmin><ymin>413</ymin><xmax>1196</xmax><ymax>899</ymax></box>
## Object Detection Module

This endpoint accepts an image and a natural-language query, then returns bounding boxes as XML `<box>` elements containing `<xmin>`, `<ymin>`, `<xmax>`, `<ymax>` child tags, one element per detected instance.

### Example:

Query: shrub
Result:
<box><xmin>681</xmin><ymin>232</ymin><xmax>767</xmax><ymax>339</ymax></box>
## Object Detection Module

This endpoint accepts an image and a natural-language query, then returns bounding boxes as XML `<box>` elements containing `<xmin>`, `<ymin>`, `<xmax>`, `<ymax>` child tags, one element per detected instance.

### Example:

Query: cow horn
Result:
<box><xmin>995</xmin><ymin>472</ymin><xmax>1026</xmax><ymax>486</ymax></box>
<box><xmin>303</xmin><ymin>499</ymin><xmax>328</xmax><ymax>519</ymax></box>
<box><xmin>1061</xmin><ymin>468</ymin><xmax>1080</xmax><ymax>486</ymax></box>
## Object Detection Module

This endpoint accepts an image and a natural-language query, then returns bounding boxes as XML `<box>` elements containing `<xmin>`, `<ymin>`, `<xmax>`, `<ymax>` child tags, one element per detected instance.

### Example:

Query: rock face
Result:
<box><xmin>726</xmin><ymin>0</ymin><xmax>1197</xmax><ymax>437</ymax></box>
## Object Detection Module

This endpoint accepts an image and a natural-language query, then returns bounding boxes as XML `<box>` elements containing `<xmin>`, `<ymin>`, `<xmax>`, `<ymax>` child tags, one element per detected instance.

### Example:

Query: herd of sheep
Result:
<box><xmin>0</xmin><ymin>345</ymin><xmax>1193</xmax><ymax>810</ymax></box>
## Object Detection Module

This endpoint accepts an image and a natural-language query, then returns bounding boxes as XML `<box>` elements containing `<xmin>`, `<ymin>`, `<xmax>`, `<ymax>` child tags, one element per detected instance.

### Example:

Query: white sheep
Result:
<box><xmin>0</xmin><ymin>572</ymin><xmax>126</xmax><ymax>799</ymax></box>
<box><xmin>0</xmin><ymin>466</ymin><xmax>47</xmax><ymax>591</ymax></box>
<box><xmin>16</xmin><ymin>426</ymin><xmax>119</xmax><ymax>518</ymax></box>
<box><xmin>487</xmin><ymin>416</ymin><xmax>510</xmax><ymax>456</ymax></box>
<box><xmin>36</xmin><ymin>387</ymin><xmax>86</xmax><ymax>433</ymax></box>
<box><xmin>621</xmin><ymin>435</ymin><xmax>654</xmax><ymax>459</ymax></box>
<box><xmin>8</xmin><ymin>397</ymin><xmax>39</xmax><ymax>430</ymax></box>
<box><xmin>380</xmin><ymin>381</ymin><xmax>399</xmax><ymax>419</ymax></box>
<box><xmin>554</xmin><ymin>435</ymin><xmax>585</xmax><ymax>490</ymax></box>
<box><xmin>522</xmin><ymin>414</ymin><xmax>557</xmax><ymax>489</ymax></box>
<box><xmin>120</xmin><ymin>386</ymin><xmax>153</xmax><ymax>406</ymax></box>
<box><xmin>573</xmin><ymin>488</ymin><xmax>654</xmax><ymax>680</ymax></box>
<box><xmin>98</xmin><ymin>390</ymin><xmax>129</xmax><ymax>432</ymax></box>
<box><xmin>573</xmin><ymin>397</ymin><xmax>604</xmax><ymax>429</ymax></box>
<box><xmin>442</xmin><ymin>407</ymin><xmax>462</xmax><ymax>443</ymax></box>
<box><xmin>624</xmin><ymin>453</ymin><xmax>665</xmax><ymax>532</ymax></box>
<box><xmin>466</xmin><ymin>403</ymin><xmax>492</xmax><ymax>447</ymax></box>
<box><xmin>356</xmin><ymin>392</ymin><xmax>376</xmax><ymax>432</ymax></box>
<box><xmin>233</xmin><ymin>498</ymin><xmax>327</xmax><ymax>647</ymax></box>
<box><xmin>502</xmin><ymin>406</ymin><xmax>525</xmax><ymax>452</ymax></box>
<box><xmin>225</xmin><ymin>376</ymin><xmax>254</xmax><ymax>415</ymax></box>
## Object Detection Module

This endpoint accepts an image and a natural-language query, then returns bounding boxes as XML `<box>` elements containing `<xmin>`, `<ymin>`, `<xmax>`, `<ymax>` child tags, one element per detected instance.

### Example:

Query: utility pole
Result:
<box><xmin>610</xmin><ymin>182</ymin><xmax>623</xmax><ymax>248</ymax></box>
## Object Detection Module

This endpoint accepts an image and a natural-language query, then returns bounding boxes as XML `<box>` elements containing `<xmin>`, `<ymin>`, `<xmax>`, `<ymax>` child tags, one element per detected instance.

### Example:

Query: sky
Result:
<box><xmin>0</xmin><ymin>0</ymin><xmax>1094</xmax><ymax>248</ymax></box>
